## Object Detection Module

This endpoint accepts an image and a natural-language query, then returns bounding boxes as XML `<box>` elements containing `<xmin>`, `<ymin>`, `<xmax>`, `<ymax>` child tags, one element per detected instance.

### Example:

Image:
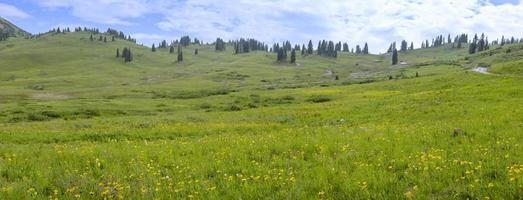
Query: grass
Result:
<box><xmin>1</xmin><ymin>31</ymin><xmax>523</xmax><ymax>199</ymax></box>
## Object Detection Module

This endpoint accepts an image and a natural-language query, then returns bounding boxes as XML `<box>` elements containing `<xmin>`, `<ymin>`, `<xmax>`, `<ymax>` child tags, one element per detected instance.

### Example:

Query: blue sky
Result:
<box><xmin>1</xmin><ymin>0</ymin><xmax>522</xmax><ymax>53</ymax></box>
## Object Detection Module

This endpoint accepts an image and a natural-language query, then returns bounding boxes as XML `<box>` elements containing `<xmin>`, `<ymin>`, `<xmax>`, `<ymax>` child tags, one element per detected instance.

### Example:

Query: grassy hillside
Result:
<box><xmin>0</xmin><ymin>17</ymin><xmax>31</xmax><ymax>38</ymax></box>
<box><xmin>1</xmin><ymin>31</ymin><xmax>522</xmax><ymax>199</ymax></box>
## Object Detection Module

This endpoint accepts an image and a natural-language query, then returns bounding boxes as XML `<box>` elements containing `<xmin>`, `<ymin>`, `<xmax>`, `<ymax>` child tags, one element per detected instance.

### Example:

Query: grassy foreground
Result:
<box><xmin>1</xmin><ymin>32</ymin><xmax>523</xmax><ymax>199</ymax></box>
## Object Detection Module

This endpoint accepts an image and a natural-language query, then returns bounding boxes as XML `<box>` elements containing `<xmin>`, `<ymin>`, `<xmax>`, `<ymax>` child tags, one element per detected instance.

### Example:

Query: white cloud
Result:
<box><xmin>33</xmin><ymin>0</ymin><xmax>523</xmax><ymax>52</ymax></box>
<box><xmin>36</xmin><ymin>0</ymin><xmax>153</xmax><ymax>25</ymax></box>
<box><xmin>153</xmin><ymin>0</ymin><xmax>523</xmax><ymax>53</ymax></box>
<box><xmin>0</xmin><ymin>3</ymin><xmax>30</xmax><ymax>19</ymax></box>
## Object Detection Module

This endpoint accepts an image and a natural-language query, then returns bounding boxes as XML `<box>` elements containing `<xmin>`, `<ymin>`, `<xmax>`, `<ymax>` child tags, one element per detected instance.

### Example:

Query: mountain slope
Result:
<box><xmin>0</xmin><ymin>17</ymin><xmax>31</xmax><ymax>38</ymax></box>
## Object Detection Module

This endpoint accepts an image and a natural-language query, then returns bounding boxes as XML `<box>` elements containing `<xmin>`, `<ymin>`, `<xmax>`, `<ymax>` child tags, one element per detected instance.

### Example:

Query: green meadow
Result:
<box><xmin>1</xmin><ymin>32</ymin><xmax>523</xmax><ymax>199</ymax></box>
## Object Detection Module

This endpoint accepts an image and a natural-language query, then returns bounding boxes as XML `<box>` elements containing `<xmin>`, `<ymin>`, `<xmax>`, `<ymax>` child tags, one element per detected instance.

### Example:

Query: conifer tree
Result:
<box><xmin>90</xmin><ymin>34</ymin><xmax>94</xmax><ymax>41</ymax></box>
<box><xmin>177</xmin><ymin>46</ymin><xmax>183</xmax><ymax>62</ymax></box>
<box><xmin>343</xmin><ymin>43</ymin><xmax>349</xmax><ymax>52</ymax></box>
<box><xmin>290</xmin><ymin>49</ymin><xmax>296</xmax><ymax>63</ymax></box>
<box><xmin>112</xmin><ymin>36</ymin><xmax>115</xmax><ymax>42</ymax></box>
<box><xmin>301</xmin><ymin>46</ymin><xmax>306</xmax><ymax>55</ymax></box>
<box><xmin>392</xmin><ymin>48</ymin><xmax>398</xmax><ymax>65</ymax></box>
<box><xmin>400</xmin><ymin>40</ymin><xmax>408</xmax><ymax>52</ymax></box>
<box><xmin>116</xmin><ymin>48</ymin><xmax>120</xmax><ymax>58</ymax></box>
<box><xmin>152</xmin><ymin>44</ymin><xmax>156</xmax><ymax>52</ymax></box>
<box><xmin>307</xmin><ymin>40</ymin><xmax>314</xmax><ymax>54</ymax></box>
<box><xmin>363</xmin><ymin>43</ymin><xmax>369</xmax><ymax>55</ymax></box>
<box><xmin>104</xmin><ymin>37</ymin><xmax>107</xmax><ymax>43</ymax></box>
<box><xmin>169</xmin><ymin>46</ymin><xmax>175</xmax><ymax>54</ymax></box>
<box><xmin>195</xmin><ymin>49</ymin><xmax>199</xmax><ymax>55</ymax></box>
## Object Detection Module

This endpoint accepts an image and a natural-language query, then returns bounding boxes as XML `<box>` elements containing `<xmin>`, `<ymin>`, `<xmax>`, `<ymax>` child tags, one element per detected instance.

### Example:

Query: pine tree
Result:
<box><xmin>409</xmin><ymin>42</ymin><xmax>414</xmax><ymax>50</ymax></box>
<box><xmin>116</xmin><ymin>48</ymin><xmax>120</xmax><ymax>58</ymax></box>
<box><xmin>90</xmin><ymin>34</ymin><xmax>94</xmax><ymax>41</ymax></box>
<box><xmin>307</xmin><ymin>40</ymin><xmax>314</xmax><ymax>54</ymax></box>
<box><xmin>355</xmin><ymin>45</ymin><xmax>362</xmax><ymax>54</ymax></box>
<box><xmin>177</xmin><ymin>46</ymin><xmax>183</xmax><ymax>62</ymax></box>
<box><xmin>400</xmin><ymin>40</ymin><xmax>408</xmax><ymax>52</ymax></box>
<box><xmin>112</xmin><ymin>36</ymin><xmax>115</xmax><ymax>42</ymax></box>
<box><xmin>215</xmin><ymin>38</ymin><xmax>226</xmax><ymax>51</ymax></box>
<box><xmin>290</xmin><ymin>49</ymin><xmax>296</xmax><ymax>63</ymax></box>
<box><xmin>363</xmin><ymin>43</ymin><xmax>369</xmax><ymax>55</ymax></box>
<box><xmin>343</xmin><ymin>43</ymin><xmax>349</xmax><ymax>52</ymax></box>
<box><xmin>152</xmin><ymin>44</ymin><xmax>156</xmax><ymax>52</ymax></box>
<box><xmin>392</xmin><ymin>48</ymin><xmax>398</xmax><ymax>65</ymax></box>
<box><xmin>103</xmin><ymin>37</ymin><xmax>107</xmax><ymax>43</ymax></box>
<box><xmin>195</xmin><ymin>49</ymin><xmax>199</xmax><ymax>55</ymax></box>
<box><xmin>169</xmin><ymin>46</ymin><xmax>175</xmax><ymax>54</ymax></box>
<box><xmin>469</xmin><ymin>34</ymin><xmax>478</xmax><ymax>54</ymax></box>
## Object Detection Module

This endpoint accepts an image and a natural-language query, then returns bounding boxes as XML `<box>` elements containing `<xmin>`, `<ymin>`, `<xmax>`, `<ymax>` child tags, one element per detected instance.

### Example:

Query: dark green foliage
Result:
<box><xmin>122</xmin><ymin>47</ymin><xmax>132</xmax><ymax>63</ymax></box>
<box><xmin>307</xmin><ymin>95</ymin><xmax>332</xmax><ymax>103</ymax></box>
<box><xmin>180</xmin><ymin>36</ymin><xmax>191</xmax><ymax>47</ymax></box>
<box><xmin>290</xmin><ymin>49</ymin><xmax>296</xmax><ymax>64</ymax></box>
<box><xmin>362</xmin><ymin>43</ymin><xmax>369</xmax><ymax>55</ymax></box>
<box><xmin>392</xmin><ymin>48</ymin><xmax>398</xmax><ymax>65</ymax></box>
<box><xmin>195</xmin><ymin>49</ymin><xmax>199</xmax><ymax>55</ymax></box>
<box><xmin>215</xmin><ymin>38</ymin><xmax>226</xmax><ymax>51</ymax></box>
<box><xmin>343</xmin><ymin>43</ymin><xmax>349</xmax><ymax>52</ymax></box>
<box><xmin>116</xmin><ymin>48</ymin><xmax>120</xmax><ymax>58</ymax></box>
<box><xmin>152</xmin><ymin>44</ymin><xmax>156</xmax><ymax>52</ymax></box>
<box><xmin>307</xmin><ymin>40</ymin><xmax>314</xmax><ymax>54</ymax></box>
<box><xmin>401</xmin><ymin>40</ymin><xmax>408</xmax><ymax>52</ymax></box>
<box><xmin>276</xmin><ymin>47</ymin><xmax>287</xmax><ymax>62</ymax></box>
<box><xmin>234</xmin><ymin>38</ymin><xmax>267</xmax><ymax>54</ymax></box>
<box><xmin>169</xmin><ymin>46</ymin><xmax>175</xmax><ymax>54</ymax></box>
<box><xmin>177</xmin><ymin>46</ymin><xmax>183</xmax><ymax>62</ymax></box>
<box><xmin>316</xmin><ymin>40</ymin><xmax>340</xmax><ymax>58</ymax></box>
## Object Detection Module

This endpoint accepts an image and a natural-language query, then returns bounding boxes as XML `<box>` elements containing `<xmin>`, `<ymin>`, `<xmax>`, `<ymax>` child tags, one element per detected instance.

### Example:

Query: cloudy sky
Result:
<box><xmin>1</xmin><ymin>0</ymin><xmax>522</xmax><ymax>53</ymax></box>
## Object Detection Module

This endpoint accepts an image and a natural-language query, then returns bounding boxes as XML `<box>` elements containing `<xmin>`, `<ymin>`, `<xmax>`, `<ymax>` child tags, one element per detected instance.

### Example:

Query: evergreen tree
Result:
<box><xmin>355</xmin><ymin>45</ymin><xmax>362</xmax><ymax>54</ymax></box>
<box><xmin>317</xmin><ymin>41</ymin><xmax>322</xmax><ymax>55</ymax></box>
<box><xmin>112</xmin><ymin>36</ymin><xmax>115</xmax><ymax>42</ymax></box>
<box><xmin>169</xmin><ymin>46</ymin><xmax>175</xmax><ymax>54</ymax></box>
<box><xmin>90</xmin><ymin>34</ymin><xmax>94</xmax><ymax>41</ymax></box>
<box><xmin>301</xmin><ymin>45</ymin><xmax>306</xmax><ymax>55</ymax></box>
<box><xmin>363</xmin><ymin>43</ymin><xmax>369</xmax><ymax>55</ymax></box>
<box><xmin>409</xmin><ymin>42</ymin><xmax>414</xmax><ymax>50</ymax></box>
<box><xmin>177</xmin><ymin>46</ymin><xmax>183</xmax><ymax>62</ymax></box>
<box><xmin>180</xmin><ymin>36</ymin><xmax>191</xmax><ymax>47</ymax></box>
<box><xmin>400</xmin><ymin>40</ymin><xmax>408</xmax><ymax>52</ymax></box>
<box><xmin>307</xmin><ymin>40</ymin><xmax>314</xmax><ymax>54</ymax></box>
<box><xmin>290</xmin><ymin>49</ymin><xmax>296</xmax><ymax>63</ymax></box>
<box><xmin>103</xmin><ymin>37</ymin><xmax>107</xmax><ymax>43</ymax></box>
<box><xmin>343</xmin><ymin>43</ymin><xmax>349</xmax><ymax>52</ymax></box>
<box><xmin>392</xmin><ymin>48</ymin><xmax>398</xmax><ymax>65</ymax></box>
<box><xmin>195</xmin><ymin>49</ymin><xmax>199</xmax><ymax>55</ymax></box>
<box><xmin>469</xmin><ymin>34</ymin><xmax>478</xmax><ymax>54</ymax></box>
<box><xmin>215</xmin><ymin>38</ymin><xmax>226</xmax><ymax>51</ymax></box>
<box><xmin>116</xmin><ymin>48</ymin><xmax>120</xmax><ymax>58</ymax></box>
<box><xmin>152</xmin><ymin>44</ymin><xmax>156</xmax><ymax>52</ymax></box>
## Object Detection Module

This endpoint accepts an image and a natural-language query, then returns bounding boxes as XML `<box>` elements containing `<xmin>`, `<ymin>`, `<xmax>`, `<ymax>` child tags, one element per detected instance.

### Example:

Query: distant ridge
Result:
<box><xmin>0</xmin><ymin>17</ymin><xmax>31</xmax><ymax>38</ymax></box>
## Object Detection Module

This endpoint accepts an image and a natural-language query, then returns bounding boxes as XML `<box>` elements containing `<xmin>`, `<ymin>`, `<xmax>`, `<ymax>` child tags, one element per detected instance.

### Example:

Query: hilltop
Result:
<box><xmin>0</xmin><ymin>17</ymin><xmax>30</xmax><ymax>40</ymax></box>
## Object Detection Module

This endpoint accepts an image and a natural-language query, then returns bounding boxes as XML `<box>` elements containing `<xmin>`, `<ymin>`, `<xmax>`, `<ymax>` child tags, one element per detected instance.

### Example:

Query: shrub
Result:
<box><xmin>307</xmin><ymin>95</ymin><xmax>332</xmax><ymax>103</ymax></box>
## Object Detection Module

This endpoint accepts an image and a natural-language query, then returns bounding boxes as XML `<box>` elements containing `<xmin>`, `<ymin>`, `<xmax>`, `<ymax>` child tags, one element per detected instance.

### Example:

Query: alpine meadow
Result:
<box><xmin>1</xmin><ymin>1</ymin><xmax>523</xmax><ymax>199</ymax></box>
